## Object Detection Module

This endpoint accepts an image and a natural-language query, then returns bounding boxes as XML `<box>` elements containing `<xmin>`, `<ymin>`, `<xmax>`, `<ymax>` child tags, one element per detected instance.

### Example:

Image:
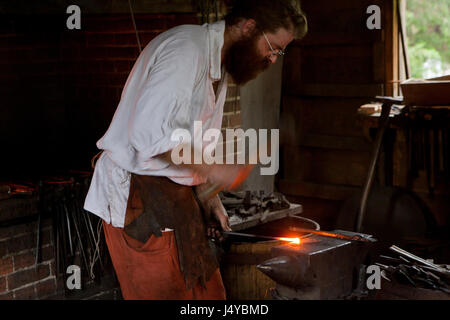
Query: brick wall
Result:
<box><xmin>0</xmin><ymin>217</ymin><xmax>57</xmax><ymax>299</ymax></box>
<box><xmin>222</xmin><ymin>82</ymin><xmax>242</xmax><ymax>130</ymax></box>
<box><xmin>0</xmin><ymin>184</ymin><xmax>121</xmax><ymax>300</ymax></box>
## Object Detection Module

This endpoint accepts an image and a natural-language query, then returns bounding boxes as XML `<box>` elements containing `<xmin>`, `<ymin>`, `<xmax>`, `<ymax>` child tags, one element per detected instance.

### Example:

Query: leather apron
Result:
<box><xmin>123</xmin><ymin>173</ymin><xmax>218</xmax><ymax>290</ymax></box>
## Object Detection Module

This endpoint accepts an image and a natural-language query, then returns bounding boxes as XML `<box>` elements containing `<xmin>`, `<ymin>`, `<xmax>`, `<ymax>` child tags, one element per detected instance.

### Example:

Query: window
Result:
<box><xmin>404</xmin><ymin>0</ymin><xmax>450</xmax><ymax>79</ymax></box>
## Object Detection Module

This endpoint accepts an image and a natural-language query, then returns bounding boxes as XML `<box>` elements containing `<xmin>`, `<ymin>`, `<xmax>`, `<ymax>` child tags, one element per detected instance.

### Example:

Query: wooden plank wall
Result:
<box><xmin>278</xmin><ymin>0</ymin><xmax>395</xmax><ymax>201</ymax></box>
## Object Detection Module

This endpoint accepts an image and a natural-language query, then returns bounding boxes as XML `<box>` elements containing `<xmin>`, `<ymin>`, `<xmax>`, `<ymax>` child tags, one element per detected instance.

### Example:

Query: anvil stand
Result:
<box><xmin>355</xmin><ymin>96</ymin><xmax>404</xmax><ymax>233</ymax></box>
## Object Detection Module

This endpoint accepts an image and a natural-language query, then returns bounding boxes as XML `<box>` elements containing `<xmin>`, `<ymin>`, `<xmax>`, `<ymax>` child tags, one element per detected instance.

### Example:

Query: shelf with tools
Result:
<box><xmin>357</xmin><ymin>103</ymin><xmax>450</xmax><ymax>226</ymax></box>
<box><xmin>357</xmin><ymin>104</ymin><xmax>450</xmax><ymax>194</ymax></box>
<box><xmin>229</xmin><ymin>203</ymin><xmax>303</xmax><ymax>232</ymax></box>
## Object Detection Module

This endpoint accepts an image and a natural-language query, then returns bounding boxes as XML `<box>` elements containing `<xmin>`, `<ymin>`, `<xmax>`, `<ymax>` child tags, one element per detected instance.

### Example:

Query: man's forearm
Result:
<box><xmin>194</xmin><ymin>184</ymin><xmax>222</xmax><ymax>209</ymax></box>
<box><xmin>156</xmin><ymin>147</ymin><xmax>252</xmax><ymax>195</ymax></box>
<box><xmin>157</xmin><ymin>148</ymin><xmax>211</xmax><ymax>177</ymax></box>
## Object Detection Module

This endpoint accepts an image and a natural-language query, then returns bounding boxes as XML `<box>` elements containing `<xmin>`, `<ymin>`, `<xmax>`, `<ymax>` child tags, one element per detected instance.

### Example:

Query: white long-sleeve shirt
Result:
<box><xmin>84</xmin><ymin>20</ymin><xmax>228</xmax><ymax>228</ymax></box>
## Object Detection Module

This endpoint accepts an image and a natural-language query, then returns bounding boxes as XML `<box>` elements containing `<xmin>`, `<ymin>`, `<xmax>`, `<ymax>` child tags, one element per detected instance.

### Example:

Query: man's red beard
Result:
<box><xmin>224</xmin><ymin>34</ymin><xmax>272</xmax><ymax>85</ymax></box>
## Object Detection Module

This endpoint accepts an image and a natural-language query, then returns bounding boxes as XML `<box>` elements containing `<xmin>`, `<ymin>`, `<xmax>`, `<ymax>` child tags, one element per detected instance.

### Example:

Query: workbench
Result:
<box><xmin>357</xmin><ymin>101</ymin><xmax>450</xmax><ymax>226</ymax></box>
<box><xmin>357</xmin><ymin>103</ymin><xmax>450</xmax><ymax>193</ymax></box>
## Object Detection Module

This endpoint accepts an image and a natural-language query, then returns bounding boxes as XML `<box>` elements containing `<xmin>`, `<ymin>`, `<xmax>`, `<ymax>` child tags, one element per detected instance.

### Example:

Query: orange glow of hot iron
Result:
<box><xmin>276</xmin><ymin>237</ymin><xmax>301</xmax><ymax>244</ymax></box>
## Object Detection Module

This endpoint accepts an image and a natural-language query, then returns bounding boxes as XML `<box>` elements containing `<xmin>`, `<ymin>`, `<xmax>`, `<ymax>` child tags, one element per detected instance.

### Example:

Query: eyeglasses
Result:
<box><xmin>262</xmin><ymin>32</ymin><xmax>286</xmax><ymax>57</ymax></box>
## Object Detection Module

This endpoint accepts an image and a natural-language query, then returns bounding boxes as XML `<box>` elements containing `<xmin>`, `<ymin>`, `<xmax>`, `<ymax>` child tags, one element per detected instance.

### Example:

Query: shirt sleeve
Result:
<box><xmin>128</xmin><ymin>38</ymin><xmax>204</xmax><ymax>172</ymax></box>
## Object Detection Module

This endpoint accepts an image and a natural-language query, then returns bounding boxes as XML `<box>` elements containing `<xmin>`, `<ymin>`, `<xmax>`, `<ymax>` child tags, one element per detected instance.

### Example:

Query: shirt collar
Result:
<box><xmin>206</xmin><ymin>20</ymin><xmax>226</xmax><ymax>81</ymax></box>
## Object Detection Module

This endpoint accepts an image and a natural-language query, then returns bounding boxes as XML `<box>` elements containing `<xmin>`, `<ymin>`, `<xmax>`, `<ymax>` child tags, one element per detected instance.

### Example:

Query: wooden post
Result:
<box><xmin>384</xmin><ymin>0</ymin><xmax>399</xmax><ymax>97</ymax></box>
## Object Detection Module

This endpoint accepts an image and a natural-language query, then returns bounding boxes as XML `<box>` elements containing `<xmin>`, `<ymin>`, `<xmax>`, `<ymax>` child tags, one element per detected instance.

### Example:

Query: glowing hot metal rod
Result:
<box><xmin>223</xmin><ymin>231</ymin><xmax>301</xmax><ymax>244</ymax></box>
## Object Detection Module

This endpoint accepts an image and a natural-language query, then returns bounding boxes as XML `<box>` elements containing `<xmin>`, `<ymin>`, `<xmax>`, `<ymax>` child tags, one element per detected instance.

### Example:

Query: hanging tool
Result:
<box><xmin>128</xmin><ymin>0</ymin><xmax>142</xmax><ymax>53</ymax></box>
<box><xmin>355</xmin><ymin>96</ymin><xmax>404</xmax><ymax>232</ymax></box>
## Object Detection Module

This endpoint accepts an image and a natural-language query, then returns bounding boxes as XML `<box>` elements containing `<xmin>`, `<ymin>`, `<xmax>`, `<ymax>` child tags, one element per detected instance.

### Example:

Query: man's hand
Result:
<box><xmin>207</xmin><ymin>208</ymin><xmax>231</xmax><ymax>241</ymax></box>
<box><xmin>207</xmin><ymin>196</ymin><xmax>231</xmax><ymax>242</ymax></box>
<box><xmin>210</xmin><ymin>197</ymin><xmax>231</xmax><ymax>232</ymax></box>
<box><xmin>195</xmin><ymin>186</ymin><xmax>231</xmax><ymax>242</ymax></box>
<box><xmin>207</xmin><ymin>202</ymin><xmax>231</xmax><ymax>242</ymax></box>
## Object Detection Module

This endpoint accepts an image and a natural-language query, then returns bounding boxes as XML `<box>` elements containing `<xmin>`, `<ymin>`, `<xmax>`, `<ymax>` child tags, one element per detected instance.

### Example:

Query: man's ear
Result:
<box><xmin>240</xmin><ymin>19</ymin><xmax>257</xmax><ymax>37</ymax></box>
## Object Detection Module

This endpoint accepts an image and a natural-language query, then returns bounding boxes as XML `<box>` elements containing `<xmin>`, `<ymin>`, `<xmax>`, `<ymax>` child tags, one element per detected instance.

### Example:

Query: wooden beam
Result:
<box><xmin>384</xmin><ymin>0</ymin><xmax>399</xmax><ymax>96</ymax></box>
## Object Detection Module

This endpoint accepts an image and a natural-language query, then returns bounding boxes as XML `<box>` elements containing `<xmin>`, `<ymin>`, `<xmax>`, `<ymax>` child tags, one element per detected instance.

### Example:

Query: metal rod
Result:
<box><xmin>69</xmin><ymin>204</ymin><xmax>90</xmax><ymax>274</ymax></box>
<box><xmin>87</xmin><ymin>214</ymin><xmax>104</xmax><ymax>269</ymax></box>
<box><xmin>223</xmin><ymin>231</ymin><xmax>292</xmax><ymax>242</ymax></box>
<box><xmin>288</xmin><ymin>227</ymin><xmax>376</xmax><ymax>243</ymax></box>
<box><xmin>64</xmin><ymin>202</ymin><xmax>74</xmax><ymax>256</ymax></box>
<box><xmin>128</xmin><ymin>0</ymin><xmax>142</xmax><ymax>53</ymax></box>
<box><xmin>81</xmin><ymin>207</ymin><xmax>96</xmax><ymax>256</ymax></box>
<box><xmin>34</xmin><ymin>212</ymin><xmax>41</xmax><ymax>267</ymax></box>
<box><xmin>390</xmin><ymin>245</ymin><xmax>450</xmax><ymax>275</ymax></box>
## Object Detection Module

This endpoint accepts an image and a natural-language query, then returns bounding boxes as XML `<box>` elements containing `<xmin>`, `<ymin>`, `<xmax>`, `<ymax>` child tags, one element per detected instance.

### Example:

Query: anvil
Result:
<box><xmin>257</xmin><ymin>230</ymin><xmax>376</xmax><ymax>299</ymax></box>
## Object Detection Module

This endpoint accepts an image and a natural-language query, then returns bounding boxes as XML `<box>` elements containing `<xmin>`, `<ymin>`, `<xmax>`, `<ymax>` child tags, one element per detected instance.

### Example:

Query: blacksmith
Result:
<box><xmin>84</xmin><ymin>0</ymin><xmax>307</xmax><ymax>300</ymax></box>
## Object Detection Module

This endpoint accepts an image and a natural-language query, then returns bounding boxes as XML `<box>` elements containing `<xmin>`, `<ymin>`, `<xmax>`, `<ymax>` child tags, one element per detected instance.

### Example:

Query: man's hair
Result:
<box><xmin>224</xmin><ymin>0</ymin><xmax>308</xmax><ymax>40</ymax></box>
